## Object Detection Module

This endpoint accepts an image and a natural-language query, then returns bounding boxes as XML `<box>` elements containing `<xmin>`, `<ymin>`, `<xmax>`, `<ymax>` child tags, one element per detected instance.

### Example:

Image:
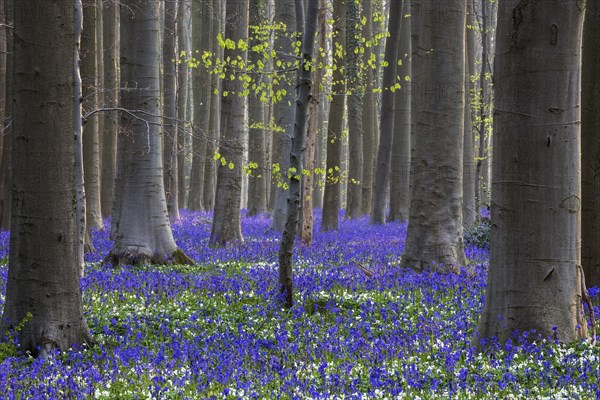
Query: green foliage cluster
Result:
<box><xmin>0</xmin><ymin>312</ymin><xmax>33</xmax><ymax>362</ymax></box>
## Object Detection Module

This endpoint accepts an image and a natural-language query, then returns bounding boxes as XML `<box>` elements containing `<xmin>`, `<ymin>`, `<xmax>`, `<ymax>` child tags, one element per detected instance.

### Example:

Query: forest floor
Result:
<box><xmin>0</xmin><ymin>210</ymin><xmax>599</xmax><ymax>398</ymax></box>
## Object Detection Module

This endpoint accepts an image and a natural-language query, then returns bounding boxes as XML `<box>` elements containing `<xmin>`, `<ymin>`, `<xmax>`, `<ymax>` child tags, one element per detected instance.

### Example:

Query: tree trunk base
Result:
<box><xmin>106</xmin><ymin>247</ymin><xmax>193</xmax><ymax>267</ymax></box>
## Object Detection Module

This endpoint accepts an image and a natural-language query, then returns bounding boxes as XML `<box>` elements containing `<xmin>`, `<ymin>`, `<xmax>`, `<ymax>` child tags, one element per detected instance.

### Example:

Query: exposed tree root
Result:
<box><xmin>105</xmin><ymin>247</ymin><xmax>194</xmax><ymax>267</ymax></box>
<box><xmin>578</xmin><ymin>264</ymin><xmax>596</xmax><ymax>345</ymax></box>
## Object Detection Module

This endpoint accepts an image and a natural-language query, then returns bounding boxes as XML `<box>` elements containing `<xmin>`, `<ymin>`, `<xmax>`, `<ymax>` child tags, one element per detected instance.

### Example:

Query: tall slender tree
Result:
<box><xmin>0</xmin><ymin>0</ymin><xmax>10</xmax><ymax>231</ymax></box>
<box><xmin>176</xmin><ymin>0</ymin><xmax>192</xmax><ymax>210</ymax></box>
<box><xmin>202</xmin><ymin>0</ymin><xmax>221</xmax><ymax>211</ymax></box>
<box><xmin>210</xmin><ymin>0</ymin><xmax>249</xmax><ymax>245</ymax></box>
<box><xmin>344</xmin><ymin>0</ymin><xmax>363</xmax><ymax>219</ymax></box>
<box><xmin>162</xmin><ymin>0</ymin><xmax>180</xmax><ymax>218</ymax></box>
<box><xmin>301</xmin><ymin>0</ymin><xmax>326</xmax><ymax>245</ymax></box>
<box><xmin>188</xmin><ymin>0</ymin><xmax>210</xmax><ymax>211</ymax></box>
<box><xmin>270</xmin><ymin>0</ymin><xmax>297</xmax><ymax>232</ymax></box>
<box><xmin>462</xmin><ymin>0</ymin><xmax>477</xmax><ymax>227</ymax></box>
<box><xmin>247</xmin><ymin>0</ymin><xmax>268</xmax><ymax>216</ymax></box>
<box><xmin>2</xmin><ymin>0</ymin><xmax>93</xmax><ymax>355</ymax></box>
<box><xmin>400</xmin><ymin>0</ymin><xmax>466</xmax><ymax>272</ymax></box>
<box><xmin>81</xmin><ymin>0</ymin><xmax>103</xmax><ymax>231</ymax></box>
<box><xmin>360</xmin><ymin>0</ymin><xmax>375</xmax><ymax>215</ymax></box>
<box><xmin>477</xmin><ymin>0</ymin><xmax>587</xmax><ymax>345</ymax></box>
<box><xmin>321</xmin><ymin>0</ymin><xmax>346</xmax><ymax>232</ymax></box>
<box><xmin>370</xmin><ymin>0</ymin><xmax>402</xmax><ymax>225</ymax></box>
<box><xmin>388</xmin><ymin>3</ymin><xmax>411</xmax><ymax>223</ymax></box>
<box><xmin>100</xmin><ymin>0</ymin><xmax>119</xmax><ymax>218</ymax></box>
<box><xmin>475</xmin><ymin>0</ymin><xmax>491</xmax><ymax>213</ymax></box>
<box><xmin>279</xmin><ymin>0</ymin><xmax>318</xmax><ymax>308</ymax></box>
<box><xmin>110</xmin><ymin>0</ymin><xmax>191</xmax><ymax>265</ymax></box>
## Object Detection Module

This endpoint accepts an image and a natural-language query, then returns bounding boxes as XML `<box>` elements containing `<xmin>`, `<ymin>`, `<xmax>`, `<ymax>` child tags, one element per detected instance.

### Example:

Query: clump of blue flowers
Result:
<box><xmin>0</xmin><ymin>210</ymin><xmax>597</xmax><ymax>398</ymax></box>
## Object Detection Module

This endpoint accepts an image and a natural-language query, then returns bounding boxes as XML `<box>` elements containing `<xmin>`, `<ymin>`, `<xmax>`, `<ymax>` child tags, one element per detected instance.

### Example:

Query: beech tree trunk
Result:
<box><xmin>477</xmin><ymin>0</ymin><xmax>587</xmax><ymax>345</ymax></box>
<box><xmin>279</xmin><ymin>0</ymin><xmax>318</xmax><ymax>308</ymax></box>
<box><xmin>475</xmin><ymin>0</ymin><xmax>491</xmax><ymax>214</ymax></box>
<box><xmin>582</xmin><ymin>0</ymin><xmax>600</xmax><ymax>288</ymax></box>
<box><xmin>188</xmin><ymin>0</ymin><xmax>210</xmax><ymax>211</ymax></box>
<box><xmin>270</xmin><ymin>0</ymin><xmax>297</xmax><ymax>232</ymax></box>
<box><xmin>400</xmin><ymin>0</ymin><xmax>466</xmax><ymax>272</ymax></box>
<box><xmin>344</xmin><ymin>0</ymin><xmax>363</xmax><ymax>219</ymax></box>
<box><xmin>0</xmin><ymin>0</ymin><xmax>11</xmax><ymax>231</ymax></box>
<box><xmin>202</xmin><ymin>0</ymin><xmax>222</xmax><ymax>211</ymax></box>
<box><xmin>162</xmin><ymin>0</ymin><xmax>179</xmax><ymax>218</ymax></box>
<box><xmin>110</xmin><ymin>0</ymin><xmax>191</xmax><ymax>265</ymax></box>
<box><xmin>0</xmin><ymin>0</ymin><xmax>5</xmax><ymax>169</ymax></box>
<box><xmin>360</xmin><ymin>0</ymin><xmax>375</xmax><ymax>216</ymax></box>
<box><xmin>370</xmin><ymin>0</ymin><xmax>402</xmax><ymax>225</ymax></box>
<box><xmin>388</xmin><ymin>3</ymin><xmax>411</xmax><ymax>223</ymax></box>
<box><xmin>176</xmin><ymin>0</ymin><xmax>192</xmax><ymax>210</ymax></box>
<box><xmin>247</xmin><ymin>0</ymin><xmax>268</xmax><ymax>216</ymax></box>
<box><xmin>100</xmin><ymin>0</ymin><xmax>119</xmax><ymax>219</ymax></box>
<box><xmin>462</xmin><ymin>0</ymin><xmax>477</xmax><ymax>227</ymax></box>
<box><xmin>81</xmin><ymin>0</ymin><xmax>103</xmax><ymax>231</ymax></box>
<box><xmin>3</xmin><ymin>0</ymin><xmax>93</xmax><ymax>355</ymax></box>
<box><xmin>301</xmin><ymin>0</ymin><xmax>326</xmax><ymax>245</ymax></box>
<box><xmin>210</xmin><ymin>0</ymin><xmax>248</xmax><ymax>245</ymax></box>
<box><xmin>321</xmin><ymin>0</ymin><xmax>346</xmax><ymax>232</ymax></box>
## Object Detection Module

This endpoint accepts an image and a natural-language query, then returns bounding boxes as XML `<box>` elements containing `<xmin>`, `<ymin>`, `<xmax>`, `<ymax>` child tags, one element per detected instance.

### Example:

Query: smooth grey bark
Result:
<box><xmin>95</xmin><ymin>0</ymin><xmax>104</xmax><ymax>167</ymax></box>
<box><xmin>279</xmin><ymin>0</ymin><xmax>318</xmax><ymax>307</ymax></box>
<box><xmin>0</xmin><ymin>0</ymin><xmax>9</xmax><ymax>231</ymax></box>
<box><xmin>177</xmin><ymin>0</ymin><xmax>192</xmax><ymax>210</ymax></box>
<box><xmin>100</xmin><ymin>0</ymin><xmax>119</xmax><ymax>218</ymax></box>
<box><xmin>581</xmin><ymin>1</ymin><xmax>600</xmax><ymax>288</ymax></box>
<box><xmin>313</xmin><ymin>98</ymin><xmax>327</xmax><ymax>209</ymax></box>
<box><xmin>81</xmin><ymin>0</ymin><xmax>103</xmax><ymax>231</ymax></box>
<box><xmin>202</xmin><ymin>0</ymin><xmax>222</xmax><ymax>211</ymax></box>
<box><xmin>388</xmin><ymin>5</ymin><xmax>411</xmax><ymax>223</ymax></box>
<box><xmin>3</xmin><ymin>0</ymin><xmax>93</xmax><ymax>355</ymax></box>
<box><xmin>462</xmin><ymin>0</ymin><xmax>477</xmax><ymax>227</ymax></box>
<box><xmin>162</xmin><ymin>0</ymin><xmax>180</xmax><ymax>218</ymax></box>
<box><xmin>247</xmin><ymin>0</ymin><xmax>268</xmax><ymax>216</ymax></box>
<box><xmin>188</xmin><ymin>0</ymin><xmax>210</xmax><ymax>211</ymax></box>
<box><xmin>477</xmin><ymin>0</ymin><xmax>587</xmax><ymax>345</ymax></box>
<box><xmin>110</xmin><ymin>0</ymin><xmax>191</xmax><ymax>265</ymax></box>
<box><xmin>344</xmin><ymin>0</ymin><xmax>363</xmax><ymax>219</ymax></box>
<box><xmin>301</xmin><ymin>0</ymin><xmax>325</xmax><ymax>245</ymax></box>
<box><xmin>270</xmin><ymin>0</ymin><xmax>296</xmax><ymax>231</ymax></box>
<box><xmin>370</xmin><ymin>0</ymin><xmax>402</xmax><ymax>225</ymax></box>
<box><xmin>360</xmin><ymin>0</ymin><xmax>375</xmax><ymax>216</ymax></box>
<box><xmin>210</xmin><ymin>0</ymin><xmax>248</xmax><ymax>245</ymax></box>
<box><xmin>475</xmin><ymin>0</ymin><xmax>491</xmax><ymax>213</ymax></box>
<box><xmin>0</xmin><ymin>0</ymin><xmax>5</xmax><ymax>167</ymax></box>
<box><xmin>400</xmin><ymin>0</ymin><xmax>466</xmax><ymax>272</ymax></box>
<box><xmin>321</xmin><ymin>0</ymin><xmax>346</xmax><ymax>232</ymax></box>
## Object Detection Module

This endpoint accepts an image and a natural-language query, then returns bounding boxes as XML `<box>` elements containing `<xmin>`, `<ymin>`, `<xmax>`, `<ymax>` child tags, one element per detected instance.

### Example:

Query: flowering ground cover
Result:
<box><xmin>0</xmin><ymin>210</ymin><xmax>599</xmax><ymax>399</ymax></box>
